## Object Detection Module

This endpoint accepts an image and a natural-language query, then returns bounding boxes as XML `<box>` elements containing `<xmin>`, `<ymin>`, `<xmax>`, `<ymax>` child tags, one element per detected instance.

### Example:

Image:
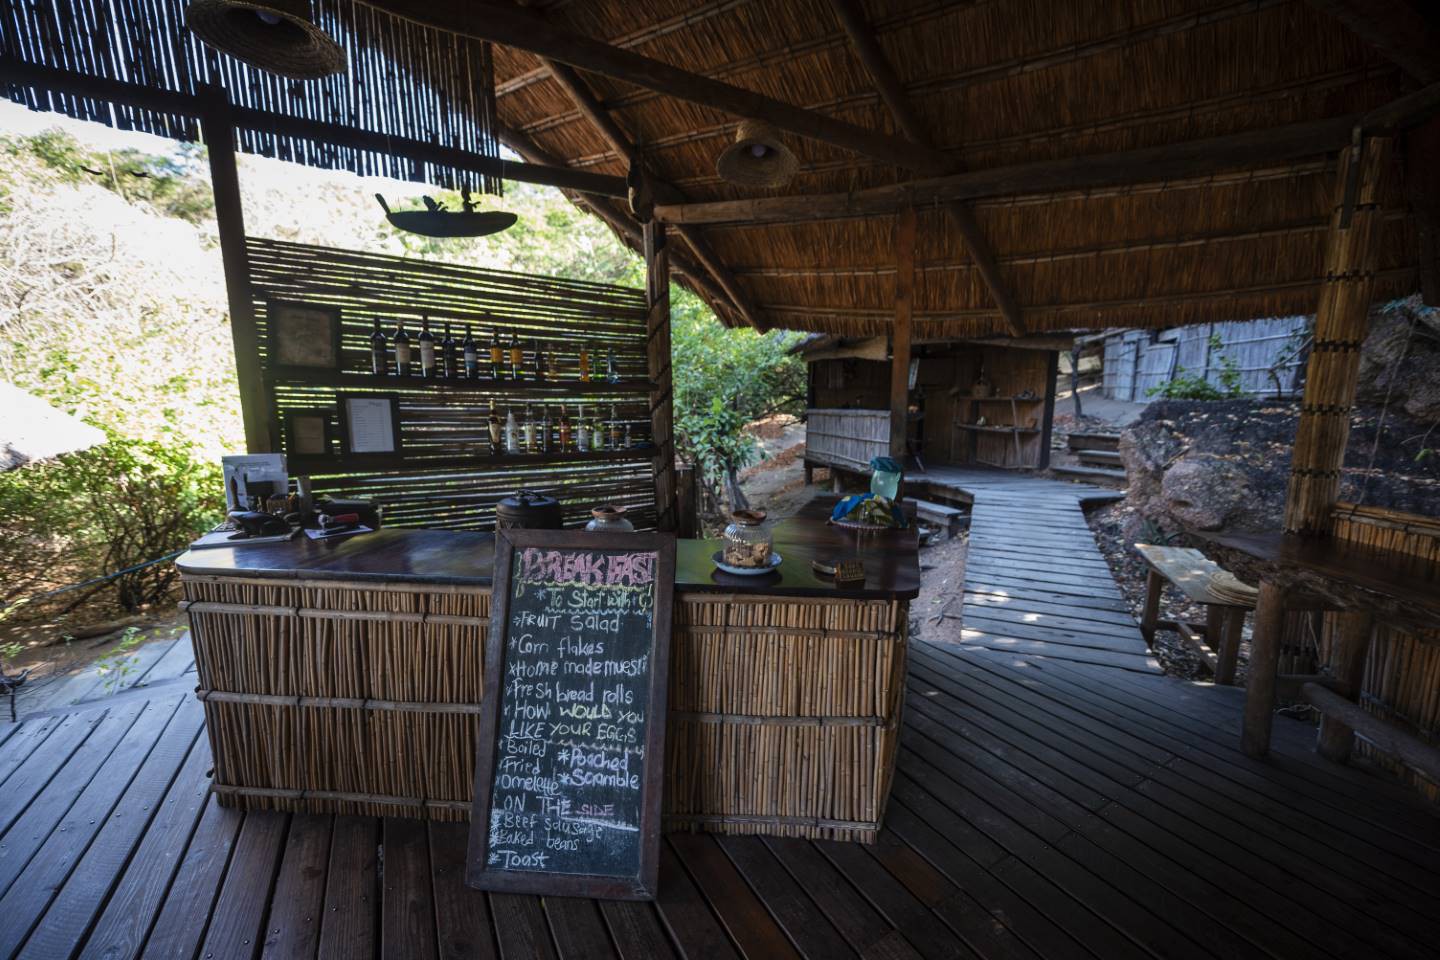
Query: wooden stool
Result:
<box><xmin>1134</xmin><ymin>544</ymin><xmax>1255</xmax><ymax>685</ymax></box>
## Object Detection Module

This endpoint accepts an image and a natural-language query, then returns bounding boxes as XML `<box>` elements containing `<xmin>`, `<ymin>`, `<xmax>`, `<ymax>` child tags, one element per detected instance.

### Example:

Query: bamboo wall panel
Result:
<box><xmin>249</xmin><ymin>237</ymin><xmax>657</xmax><ymax>530</ymax></box>
<box><xmin>1328</xmin><ymin>503</ymin><xmax>1440</xmax><ymax>802</ymax></box>
<box><xmin>805</xmin><ymin>409</ymin><xmax>889</xmax><ymax>474</ymax></box>
<box><xmin>1</xmin><ymin>0</ymin><xmax>502</xmax><ymax>192</ymax></box>
<box><xmin>182</xmin><ymin>576</ymin><xmax>907</xmax><ymax>841</ymax></box>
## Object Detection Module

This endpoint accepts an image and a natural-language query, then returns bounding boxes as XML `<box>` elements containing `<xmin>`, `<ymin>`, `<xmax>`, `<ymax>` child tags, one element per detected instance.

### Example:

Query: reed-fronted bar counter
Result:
<box><xmin>176</xmin><ymin>503</ymin><xmax>918</xmax><ymax>842</ymax></box>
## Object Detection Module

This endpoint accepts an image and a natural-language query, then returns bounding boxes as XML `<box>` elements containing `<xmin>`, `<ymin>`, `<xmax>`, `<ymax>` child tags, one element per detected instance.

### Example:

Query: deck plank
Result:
<box><xmin>17</xmin><ymin>699</ymin><xmax>202</xmax><ymax>960</ymax></box>
<box><xmin>77</xmin><ymin>733</ymin><xmax>214</xmax><ymax>960</ymax></box>
<box><xmin>430</xmin><ymin>821</ymin><xmax>499</xmax><ymax>960</ymax></box>
<box><xmin>382</xmin><ymin>817</ymin><xmax>440</xmax><ymax>960</ymax></box>
<box><xmin>196</xmin><ymin>810</ymin><xmax>289</xmax><ymax>960</ymax></box>
<box><xmin>261</xmin><ymin>813</ymin><xmax>333</xmax><ymax>959</ymax></box>
<box><xmin>317</xmin><ymin>816</ymin><xmax>380</xmax><ymax>960</ymax></box>
<box><xmin>141</xmin><ymin>796</ymin><xmax>246</xmax><ymax>959</ymax></box>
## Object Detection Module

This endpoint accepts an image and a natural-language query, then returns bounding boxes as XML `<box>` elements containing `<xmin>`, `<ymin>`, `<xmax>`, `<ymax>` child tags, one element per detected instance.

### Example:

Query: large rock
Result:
<box><xmin>1118</xmin><ymin>397</ymin><xmax>1440</xmax><ymax>539</ymax></box>
<box><xmin>1358</xmin><ymin>295</ymin><xmax>1440</xmax><ymax>421</ymax></box>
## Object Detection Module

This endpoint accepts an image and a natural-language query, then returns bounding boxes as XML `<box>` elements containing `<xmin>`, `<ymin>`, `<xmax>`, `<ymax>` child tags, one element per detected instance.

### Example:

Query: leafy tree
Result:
<box><xmin>670</xmin><ymin>292</ymin><xmax>805</xmax><ymax>507</ymax></box>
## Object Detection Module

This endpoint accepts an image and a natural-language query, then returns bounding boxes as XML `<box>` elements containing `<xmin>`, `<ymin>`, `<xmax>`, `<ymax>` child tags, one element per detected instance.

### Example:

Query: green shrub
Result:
<box><xmin>0</xmin><ymin>437</ymin><xmax>223</xmax><ymax>619</ymax></box>
<box><xmin>1147</xmin><ymin>335</ymin><xmax>1245</xmax><ymax>401</ymax></box>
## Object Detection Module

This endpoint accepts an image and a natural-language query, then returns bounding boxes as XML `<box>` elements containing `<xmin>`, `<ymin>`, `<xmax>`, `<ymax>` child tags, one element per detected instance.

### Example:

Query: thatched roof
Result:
<box><xmin>0</xmin><ymin>383</ymin><xmax>105</xmax><ymax>471</ymax></box>
<box><xmin>473</xmin><ymin>0</ymin><xmax>1436</xmax><ymax>340</ymax></box>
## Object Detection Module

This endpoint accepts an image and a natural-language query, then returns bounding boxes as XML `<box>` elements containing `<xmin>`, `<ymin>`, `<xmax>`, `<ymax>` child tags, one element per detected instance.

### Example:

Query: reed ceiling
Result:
<box><xmin>473</xmin><ymin>0</ymin><xmax>1430</xmax><ymax>338</ymax></box>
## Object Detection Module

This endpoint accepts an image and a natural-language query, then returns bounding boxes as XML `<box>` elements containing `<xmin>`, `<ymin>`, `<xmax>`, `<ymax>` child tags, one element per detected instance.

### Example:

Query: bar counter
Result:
<box><xmin>177</xmin><ymin>504</ymin><xmax>918</xmax><ymax>842</ymax></box>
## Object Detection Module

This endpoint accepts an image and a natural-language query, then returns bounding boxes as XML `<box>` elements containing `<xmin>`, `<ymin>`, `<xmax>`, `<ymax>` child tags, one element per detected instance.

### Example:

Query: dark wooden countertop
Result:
<box><xmin>176</xmin><ymin>502</ymin><xmax>920</xmax><ymax>600</ymax></box>
<box><xmin>1200</xmin><ymin>530</ymin><xmax>1440</xmax><ymax>632</ymax></box>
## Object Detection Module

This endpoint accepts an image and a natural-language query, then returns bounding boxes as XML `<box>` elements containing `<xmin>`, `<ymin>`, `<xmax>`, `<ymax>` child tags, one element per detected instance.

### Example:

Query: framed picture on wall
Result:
<box><xmin>285</xmin><ymin>409</ymin><xmax>334</xmax><ymax>456</ymax></box>
<box><xmin>269</xmin><ymin>300</ymin><xmax>342</xmax><ymax>369</ymax></box>
<box><xmin>342</xmin><ymin>394</ymin><xmax>402</xmax><ymax>456</ymax></box>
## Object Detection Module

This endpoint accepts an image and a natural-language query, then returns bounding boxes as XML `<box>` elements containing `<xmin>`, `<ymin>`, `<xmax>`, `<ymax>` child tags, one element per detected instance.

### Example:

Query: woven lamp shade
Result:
<box><xmin>186</xmin><ymin>0</ymin><xmax>345</xmax><ymax>80</ymax></box>
<box><xmin>716</xmin><ymin>120</ymin><xmax>799</xmax><ymax>189</ymax></box>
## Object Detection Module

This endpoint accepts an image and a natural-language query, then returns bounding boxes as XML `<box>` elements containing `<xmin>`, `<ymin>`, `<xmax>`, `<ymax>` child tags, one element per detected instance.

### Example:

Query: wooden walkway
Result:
<box><xmin>2</xmin><ymin>639</ymin><xmax>1438</xmax><ymax>960</ymax></box>
<box><xmin>915</xmin><ymin>467</ymin><xmax>1160</xmax><ymax>673</ymax></box>
<box><xmin>10</xmin><ymin>632</ymin><xmax>197</xmax><ymax>719</ymax></box>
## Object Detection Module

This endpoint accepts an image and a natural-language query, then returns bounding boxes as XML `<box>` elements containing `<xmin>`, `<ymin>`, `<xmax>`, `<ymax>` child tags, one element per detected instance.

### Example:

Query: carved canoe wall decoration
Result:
<box><xmin>375</xmin><ymin>189</ymin><xmax>517</xmax><ymax>238</ymax></box>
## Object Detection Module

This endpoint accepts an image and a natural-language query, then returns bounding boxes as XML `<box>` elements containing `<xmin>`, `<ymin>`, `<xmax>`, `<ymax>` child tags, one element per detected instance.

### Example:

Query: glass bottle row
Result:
<box><xmin>486</xmin><ymin>403</ymin><xmax>638</xmax><ymax>456</ymax></box>
<box><xmin>369</xmin><ymin>316</ymin><xmax>620</xmax><ymax>382</ymax></box>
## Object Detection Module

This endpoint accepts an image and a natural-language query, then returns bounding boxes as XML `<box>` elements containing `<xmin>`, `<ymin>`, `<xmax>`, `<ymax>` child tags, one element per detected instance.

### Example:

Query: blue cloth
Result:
<box><xmin>830</xmin><ymin>492</ymin><xmax>907</xmax><ymax>528</ymax></box>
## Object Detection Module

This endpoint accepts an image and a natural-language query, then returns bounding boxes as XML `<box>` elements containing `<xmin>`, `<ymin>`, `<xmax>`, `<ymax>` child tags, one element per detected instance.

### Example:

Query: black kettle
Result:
<box><xmin>495</xmin><ymin>490</ymin><xmax>563</xmax><ymax>530</ymax></box>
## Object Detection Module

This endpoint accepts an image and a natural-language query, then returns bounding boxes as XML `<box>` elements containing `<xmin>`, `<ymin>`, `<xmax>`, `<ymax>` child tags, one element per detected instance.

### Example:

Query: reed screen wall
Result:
<box><xmin>250</xmin><ymin>237</ymin><xmax>657</xmax><ymax>530</ymax></box>
<box><xmin>181</xmin><ymin>575</ymin><xmax>907</xmax><ymax>842</ymax></box>
<box><xmin>1</xmin><ymin>0</ymin><xmax>502</xmax><ymax>192</ymax></box>
<box><xmin>1328</xmin><ymin>503</ymin><xmax>1440</xmax><ymax>802</ymax></box>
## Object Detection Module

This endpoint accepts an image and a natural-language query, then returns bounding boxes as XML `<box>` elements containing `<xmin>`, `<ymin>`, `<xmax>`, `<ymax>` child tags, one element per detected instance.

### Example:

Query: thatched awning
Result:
<box><xmin>0</xmin><ymin>383</ymin><xmax>106</xmax><ymax>472</ymax></box>
<box><xmin>458</xmin><ymin>0</ymin><xmax>1437</xmax><ymax>339</ymax></box>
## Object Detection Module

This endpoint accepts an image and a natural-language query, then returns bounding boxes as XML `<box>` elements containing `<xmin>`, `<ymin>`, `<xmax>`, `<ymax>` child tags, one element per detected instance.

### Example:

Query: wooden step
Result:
<box><xmin>1066</xmin><ymin>431</ymin><xmax>1122</xmax><ymax>452</ymax></box>
<box><xmin>1077</xmin><ymin>449</ymin><xmax>1122</xmax><ymax>467</ymax></box>
<box><xmin>1051</xmin><ymin>464</ymin><xmax>1127</xmax><ymax>486</ymax></box>
<box><xmin>913</xmin><ymin>499</ymin><xmax>967</xmax><ymax>538</ymax></box>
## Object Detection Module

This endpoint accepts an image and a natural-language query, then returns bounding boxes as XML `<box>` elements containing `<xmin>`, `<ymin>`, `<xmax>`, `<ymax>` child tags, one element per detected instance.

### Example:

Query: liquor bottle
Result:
<box><xmin>575</xmin><ymin>404</ymin><xmax>588</xmax><ymax>452</ymax></box>
<box><xmin>487</xmin><ymin>401</ymin><xmax>502</xmax><ymax>455</ymax></box>
<box><xmin>606</xmin><ymin>346</ymin><xmax>619</xmax><ymax>383</ymax></box>
<box><xmin>505</xmin><ymin>407</ymin><xmax>518</xmax><ymax>454</ymax></box>
<box><xmin>509</xmin><ymin>333</ymin><xmax>522</xmax><ymax>380</ymax></box>
<box><xmin>370</xmin><ymin>317</ymin><xmax>387</xmax><ymax>375</ymax></box>
<box><xmin>393</xmin><ymin>318</ymin><xmax>412</xmax><ymax>376</ymax></box>
<box><xmin>578</xmin><ymin>343</ymin><xmax>591</xmax><ymax>382</ymax></box>
<box><xmin>523</xmin><ymin>403</ymin><xmax>535</xmax><ymax>453</ymax></box>
<box><xmin>441</xmin><ymin>322</ymin><xmax>457</xmax><ymax>379</ymax></box>
<box><xmin>532</xmin><ymin>340</ymin><xmax>546</xmax><ymax>382</ymax></box>
<box><xmin>489</xmin><ymin>329</ymin><xmax>503</xmax><ymax>380</ymax></box>
<box><xmin>540</xmin><ymin>405</ymin><xmax>552</xmax><ymax>453</ymax></box>
<box><xmin>591</xmin><ymin>411</ymin><xmax>606</xmax><ymax>452</ymax></box>
<box><xmin>463</xmin><ymin>324</ymin><xmax>479</xmax><ymax>379</ymax></box>
<box><xmin>418</xmin><ymin>316</ymin><xmax>436</xmax><ymax>378</ymax></box>
<box><xmin>558</xmin><ymin>405</ymin><xmax>571</xmax><ymax>451</ymax></box>
<box><xmin>609</xmin><ymin>404</ymin><xmax>622</xmax><ymax>449</ymax></box>
<box><xmin>624</xmin><ymin>421</ymin><xmax>632</xmax><ymax>449</ymax></box>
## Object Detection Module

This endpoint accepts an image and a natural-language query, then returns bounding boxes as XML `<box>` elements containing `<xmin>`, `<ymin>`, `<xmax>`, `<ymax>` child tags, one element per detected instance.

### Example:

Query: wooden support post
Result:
<box><xmin>1140</xmin><ymin>570</ymin><xmax>1163</xmax><ymax>648</ymax></box>
<box><xmin>1214</xmin><ymin>607</ymin><xmax>1245</xmax><ymax>686</ymax></box>
<box><xmin>200</xmin><ymin>85</ymin><xmax>270</xmax><ymax>453</ymax></box>
<box><xmin>1038</xmin><ymin>350</ymin><xmax>1059</xmax><ymax>470</ymax></box>
<box><xmin>1284</xmin><ymin>136</ymin><xmax>1394</xmax><ymax>534</ymax></box>
<box><xmin>1315</xmin><ymin>611</ymin><xmax>1374</xmax><ymax>762</ymax></box>
<box><xmin>1404</xmin><ymin>119</ymin><xmax>1440</xmax><ymax>306</ymax></box>
<box><xmin>645</xmin><ymin>220</ymin><xmax>677</xmax><ymax>532</ymax></box>
<box><xmin>674</xmin><ymin>464</ymin><xmax>698</xmax><ymax>539</ymax></box>
<box><xmin>1243</xmin><ymin>580</ymin><xmax>1288</xmax><ymax>757</ymax></box>
<box><xmin>889</xmin><ymin>206</ymin><xmax>916</xmax><ymax>460</ymax></box>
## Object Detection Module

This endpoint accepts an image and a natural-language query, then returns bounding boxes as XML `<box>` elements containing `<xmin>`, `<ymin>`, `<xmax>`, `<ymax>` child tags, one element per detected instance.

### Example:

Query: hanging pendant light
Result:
<box><xmin>716</xmin><ymin>120</ymin><xmax>799</xmax><ymax>190</ymax></box>
<box><xmin>186</xmin><ymin>0</ymin><xmax>345</xmax><ymax>80</ymax></box>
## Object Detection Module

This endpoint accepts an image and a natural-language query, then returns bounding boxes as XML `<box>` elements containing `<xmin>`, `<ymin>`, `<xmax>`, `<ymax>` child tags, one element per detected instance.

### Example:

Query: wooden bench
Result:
<box><xmin>913</xmin><ymin>499</ymin><xmax>966</xmax><ymax>538</ymax></box>
<box><xmin>1134</xmin><ymin>543</ymin><xmax>1254</xmax><ymax>685</ymax></box>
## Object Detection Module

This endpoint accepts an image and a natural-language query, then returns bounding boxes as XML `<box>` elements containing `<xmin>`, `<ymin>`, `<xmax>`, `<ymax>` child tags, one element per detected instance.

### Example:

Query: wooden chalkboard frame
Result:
<box><xmin>466</xmin><ymin>527</ymin><xmax>676</xmax><ymax>900</ymax></box>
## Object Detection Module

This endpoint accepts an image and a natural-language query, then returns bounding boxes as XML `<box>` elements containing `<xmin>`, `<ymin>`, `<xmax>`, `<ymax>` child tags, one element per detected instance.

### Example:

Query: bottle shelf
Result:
<box><xmin>266</xmin><ymin>366</ymin><xmax>654</xmax><ymax>397</ymax></box>
<box><xmin>286</xmin><ymin>447</ymin><xmax>655</xmax><ymax>475</ymax></box>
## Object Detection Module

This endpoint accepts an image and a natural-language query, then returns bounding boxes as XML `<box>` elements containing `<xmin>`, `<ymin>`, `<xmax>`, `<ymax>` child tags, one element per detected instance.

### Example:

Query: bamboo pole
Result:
<box><xmin>890</xmin><ymin>207</ymin><xmax>916</xmax><ymax>458</ymax></box>
<box><xmin>1283</xmin><ymin>136</ymin><xmax>1395</xmax><ymax>535</ymax></box>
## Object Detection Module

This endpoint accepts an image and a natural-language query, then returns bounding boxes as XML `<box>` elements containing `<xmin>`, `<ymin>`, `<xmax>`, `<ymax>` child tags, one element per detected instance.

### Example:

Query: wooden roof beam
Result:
<box><xmin>363</xmin><ymin>0</ymin><xmax>950</xmax><ymax>172</ymax></box>
<box><xmin>535</xmin><ymin>57</ymin><xmax>769</xmax><ymax>331</ymax></box>
<box><xmin>1305</xmin><ymin>0</ymin><xmax>1439</xmax><ymax>84</ymax></box>
<box><xmin>493</xmin><ymin>124</ymin><xmax>743</xmax><ymax>325</ymax></box>
<box><xmin>828</xmin><ymin>0</ymin><xmax>1024</xmax><ymax>336</ymax></box>
<box><xmin>654</xmin><ymin>114</ymin><xmax>1363</xmax><ymax>225</ymax></box>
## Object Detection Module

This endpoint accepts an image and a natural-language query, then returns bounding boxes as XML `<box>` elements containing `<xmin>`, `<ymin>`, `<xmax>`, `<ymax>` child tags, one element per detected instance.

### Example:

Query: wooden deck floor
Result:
<box><xmin>915</xmin><ymin>467</ymin><xmax>1157</xmax><ymax>672</ymax></box>
<box><xmin>3</xmin><ymin>471</ymin><xmax>1437</xmax><ymax>958</ymax></box>
<box><xmin>2</xmin><ymin>640</ymin><xmax>1438</xmax><ymax>960</ymax></box>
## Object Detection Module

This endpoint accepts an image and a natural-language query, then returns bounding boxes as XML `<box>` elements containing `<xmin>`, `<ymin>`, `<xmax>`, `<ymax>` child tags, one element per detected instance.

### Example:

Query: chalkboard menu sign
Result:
<box><xmin>466</xmin><ymin>528</ymin><xmax>676</xmax><ymax>900</ymax></box>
